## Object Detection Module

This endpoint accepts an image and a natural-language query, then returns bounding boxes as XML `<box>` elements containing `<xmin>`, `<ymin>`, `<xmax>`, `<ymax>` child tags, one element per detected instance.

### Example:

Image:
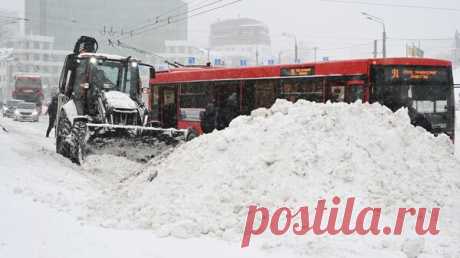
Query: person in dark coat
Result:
<box><xmin>46</xmin><ymin>96</ymin><xmax>58</xmax><ymax>137</ymax></box>
<box><xmin>220</xmin><ymin>93</ymin><xmax>239</xmax><ymax>128</ymax></box>
<box><xmin>201</xmin><ymin>100</ymin><xmax>217</xmax><ymax>134</ymax></box>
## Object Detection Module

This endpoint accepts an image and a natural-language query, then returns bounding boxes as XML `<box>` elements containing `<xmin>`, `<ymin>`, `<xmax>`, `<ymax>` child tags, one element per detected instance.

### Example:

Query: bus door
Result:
<box><xmin>346</xmin><ymin>80</ymin><xmax>366</xmax><ymax>103</ymax></box>
<box><xmin>159</xmin><ymin>86</ymin><xmax>178</xmax><ymax>128</ymax></box>
<box><xmin>325</xmin><ymin>80</ymin><xmax>346</xmax><ymax>103</ymax></box>
<box><xmin>325</xmin><ymin>78</ymin><xmax>366</xmax><ymax>103</ymax></box>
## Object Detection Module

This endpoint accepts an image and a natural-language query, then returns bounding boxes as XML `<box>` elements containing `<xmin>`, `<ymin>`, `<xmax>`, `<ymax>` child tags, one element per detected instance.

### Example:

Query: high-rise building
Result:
<box><xmin>0</xmin><ymin>9</ymin><xmax>21</xmax><ymax>45</ymax></box>
<box><xmin>209</xmin><ymin>18</ymin><xmax>273</xmax><ymax>67</ymax></box>
<box><xmin>3</xmin><ymin>35</ymin><xmax>69</xmax><ymax>100</ymax></box>
<box><xmin>0</xmin><ymin>48</ymin><xmax>13</xmax><ymax>102</ymax></box>
<box><xmin>160</xmin><ymin>40</ymin><xmax>208</xmax><ymax>66</ymax></box>
<box><xmin>25</xmin><ymin>0</ymin><xmax>188</xmax><ymax>53</ymax></box>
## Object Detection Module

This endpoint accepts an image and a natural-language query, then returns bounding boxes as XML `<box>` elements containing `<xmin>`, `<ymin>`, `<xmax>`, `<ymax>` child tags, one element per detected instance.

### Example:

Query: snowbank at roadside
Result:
<box><xmin>90</xmin><ymin>100</ymin><xmax>460</xmax><ymax>258</ymax></box>
<box><xmin>0</xmin><ymin>182</ymin><xmax>295</xmax><ymax>258</ymax></box>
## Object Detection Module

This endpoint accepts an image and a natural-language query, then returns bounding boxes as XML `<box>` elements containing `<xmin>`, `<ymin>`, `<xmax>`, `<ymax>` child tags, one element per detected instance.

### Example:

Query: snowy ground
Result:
<box><xmin>0</xmin><ymin>103</ymin><xmax>459</xmax><ymax>258</ymax></box>
<box><xmin>0</xmin><ymin>117</ymin><xmax>291</xmax><ymax>258</ymax></box>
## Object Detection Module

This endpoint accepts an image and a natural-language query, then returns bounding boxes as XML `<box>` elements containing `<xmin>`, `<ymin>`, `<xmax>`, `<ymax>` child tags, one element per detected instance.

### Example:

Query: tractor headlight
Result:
<box><xmin>90</xmin><ymin>57</ymin><xmax>97</xmax><ymax>64</ymax></box>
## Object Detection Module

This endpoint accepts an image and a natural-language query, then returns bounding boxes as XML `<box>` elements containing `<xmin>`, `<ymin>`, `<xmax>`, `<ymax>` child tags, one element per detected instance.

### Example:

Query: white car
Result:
<box><xmin>14</xmin><ymin>102</ymin><xmax>39</xmax><ymax>122</ymax></box>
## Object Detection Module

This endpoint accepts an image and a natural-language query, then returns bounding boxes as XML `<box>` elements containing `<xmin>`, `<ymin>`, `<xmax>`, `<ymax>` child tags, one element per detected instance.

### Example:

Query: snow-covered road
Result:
<box><xmin>0</xmin><ymin>116</ymin><xmax>290</xmax><ymax>258</ymax></box>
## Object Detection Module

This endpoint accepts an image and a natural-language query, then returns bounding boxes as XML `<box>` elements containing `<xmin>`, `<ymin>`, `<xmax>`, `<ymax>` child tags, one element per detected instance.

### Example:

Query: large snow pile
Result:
<box><xmin>90</xmin><ymin>100</ymin><xmax>460</xmax><ymax>257</ymax></box>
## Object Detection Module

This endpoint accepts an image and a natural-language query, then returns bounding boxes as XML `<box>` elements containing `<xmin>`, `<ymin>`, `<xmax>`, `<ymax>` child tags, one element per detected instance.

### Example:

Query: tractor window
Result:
<box><xmin>72</xmin><ymin>59</ymin><xmax>89</xmax><ymax>98</ymax></box>
<box><xmin>124</xmin><ymin>63</ymin><xmax>141</xmax><ymax>100</ymax></box>
<box><xmin>91</xmin><ymin>60</ymin><xmax>123</xmax><ymax>92</ymax></box>
<box><xmin>96</xmin><ymin>65</ymin><xmax>120</xmax><ymax>89</ymax></box>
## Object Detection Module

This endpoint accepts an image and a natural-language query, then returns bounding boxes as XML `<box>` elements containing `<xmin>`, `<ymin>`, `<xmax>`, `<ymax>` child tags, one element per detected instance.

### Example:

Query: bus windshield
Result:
<box><xmin>372</xmin><ymin>65</ymin><xmax>454</xmax><ymax>134</ymax></box>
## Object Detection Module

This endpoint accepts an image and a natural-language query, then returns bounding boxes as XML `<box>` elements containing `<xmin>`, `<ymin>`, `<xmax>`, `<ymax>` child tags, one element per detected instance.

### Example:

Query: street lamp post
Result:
<box><xmin>282</xmin><ymin>33</ymin><xmax>299</xmax><ymax>63</ymax></box>
<box><xmin>362</xmin><ymin>12</ymin><xmax>386</xmax><ymax>58</ymax></box>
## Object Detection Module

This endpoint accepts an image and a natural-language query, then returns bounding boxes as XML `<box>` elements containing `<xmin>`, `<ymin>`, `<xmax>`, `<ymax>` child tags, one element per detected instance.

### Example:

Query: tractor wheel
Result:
<box><xmin>69</xmin><ymin>120</ymin><xmax>88</xmax><ymax>165</ymax></box>
<box><xmin>56</xmin><ymin>110</ymin><xmax>71</xmax><ymax>158</ymax></box>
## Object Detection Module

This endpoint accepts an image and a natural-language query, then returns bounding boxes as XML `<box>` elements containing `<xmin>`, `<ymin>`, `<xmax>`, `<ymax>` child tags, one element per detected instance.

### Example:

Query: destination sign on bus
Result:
<box><xmin>281</xmin><ymin>67</ymin><xmax>315</xmax><ymax>77</ymax></box>
<box><xmin>384</xmin><ymin>66</ymin><xmax>448</xmax><ymax>82</ymax></box>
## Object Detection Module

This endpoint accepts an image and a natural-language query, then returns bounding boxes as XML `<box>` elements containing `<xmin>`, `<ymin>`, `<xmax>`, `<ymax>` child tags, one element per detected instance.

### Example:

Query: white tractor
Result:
<box><xmin>55</xmin><ymin>36</ymin><xmax>187</xmax><ymax>164</ymax></box>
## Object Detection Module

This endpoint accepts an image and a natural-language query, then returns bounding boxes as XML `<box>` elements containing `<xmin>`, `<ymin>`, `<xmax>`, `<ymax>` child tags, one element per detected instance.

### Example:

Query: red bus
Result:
<box><xmin>149</xmin><ymin>58</ymin><xmax>455</xmax><ymax>140</ymax></box>
<box><xmin>12</xmin><ymin>74</ymin><xmax>44</xmax><ymax>113</ymax></box>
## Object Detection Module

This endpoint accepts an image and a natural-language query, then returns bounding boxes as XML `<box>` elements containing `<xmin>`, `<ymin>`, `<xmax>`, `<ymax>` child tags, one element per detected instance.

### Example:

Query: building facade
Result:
<box><xmin>0</xmin><ymin>48</ymin><xmax>13</xmax><ymax>102</ymax></box>
<box><xmin>160</xmin><ymin>40</ymin><xmax>208</xmax><ymax>66</ymax></box>
<box><xmin>25</xmin><ymin>0</ymin><xmax>188</xmax><ymax>53</ymax></box>
<box><xmin>209</xmin><ymin>18</ymin><xmax>274</xmax><ymax>67</ymax></box>
<box><xmin>3</xmin><ymin>35</ymin><xmax>69</xmax><ymax>100</ymax></box>
<box><xmin>0</xmin><ymin>9</ymin><xmax>21</xmax><ymax>45</ymax></box>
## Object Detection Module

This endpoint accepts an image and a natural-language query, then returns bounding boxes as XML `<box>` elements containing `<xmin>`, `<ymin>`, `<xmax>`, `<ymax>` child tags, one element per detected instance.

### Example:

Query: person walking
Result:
<box><xmin>46</xmin><ymin>96</ymin><xmax>58</xmax><ymax>138</ymax></box>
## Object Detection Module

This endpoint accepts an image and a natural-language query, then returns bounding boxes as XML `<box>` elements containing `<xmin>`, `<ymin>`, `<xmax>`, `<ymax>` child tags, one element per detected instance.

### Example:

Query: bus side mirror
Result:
<box><xmin>150</xmin><ymin>67</ymin><xmax>156</xmax><ymax>79</ymax></box>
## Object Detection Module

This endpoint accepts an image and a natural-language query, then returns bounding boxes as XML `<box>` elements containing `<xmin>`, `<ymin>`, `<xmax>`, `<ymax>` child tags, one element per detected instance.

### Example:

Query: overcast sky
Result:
<box><xmin>1</xmin><ymin>0</ymin><xmax>459</xmax><ymax>60</ymax></box>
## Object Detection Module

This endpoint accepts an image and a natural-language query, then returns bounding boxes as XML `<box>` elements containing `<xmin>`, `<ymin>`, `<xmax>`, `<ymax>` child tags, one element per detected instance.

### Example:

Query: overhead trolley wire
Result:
<box><xmin>319</xmin><ymin>0</ymin><xmax>460</xmax><ymax>12</ymax></box>
<box><xmin>116</xmin><ymin>0</ymin><xmax>243</xmax><ymax>41</ymax></box>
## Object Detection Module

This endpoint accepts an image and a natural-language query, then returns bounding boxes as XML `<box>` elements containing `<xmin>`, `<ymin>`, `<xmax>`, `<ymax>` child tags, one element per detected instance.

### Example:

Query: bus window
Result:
<box><xmin>180</xmin><ymin>82</ymin><xmax>210</xmax><ymax>121</ymax></box>
<box><xmin>281</xmin><ymin>78</ymin><xmax>323</xmax><ymax>103</ymax></box>
<box><xmin>214</xmin><ymin>81</ymin><xmax>240</xmax><ymax>129</ymax></box>
<box><xmin>255</xmin><ymin>80</ymin><xmax>277</xmax><ymax>108</ymax></box>
<box><xmin>160</xmin><ymin>86</ymin><xmax>178</xmax><ymax>128</ymax></box>
<box><xmin>347</xmin><ymin>86</ymin><xmax>364</xmax><ymax>103</ymax></box>
<box><xmin>243</xmin><ymin>80</ymin><xmax>277</xmax><ymax>113</ymax></box>
<box><xmin>329</xmin><ymin>86</ymin><xmax>345</xmax><ymax>102</ymax></box>
<box><xmin>150</xmin><ymin>86</ymin><xmax>160</xmax><ymax>121</ymax></box>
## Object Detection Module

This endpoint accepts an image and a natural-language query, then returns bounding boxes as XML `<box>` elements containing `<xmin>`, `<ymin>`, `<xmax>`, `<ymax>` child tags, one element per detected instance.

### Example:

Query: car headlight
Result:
<box><xmin>32</xmin><ymin>110</ymin><xmax>38</xmax><ymax>116</ymax></box>
<box><xmin>14</xmin><ymin>110</ymin><xmax>20</xmax><ymax>116</ymax></box>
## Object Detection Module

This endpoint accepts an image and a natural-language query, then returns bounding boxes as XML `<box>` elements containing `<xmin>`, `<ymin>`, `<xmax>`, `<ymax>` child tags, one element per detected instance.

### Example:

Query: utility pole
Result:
<box><xmin>282</xmin><ymin>33</ymin><xmax>299</xmax><ymax>63</ymax></box>
<box><xmin>314</xmin><ymin>47</ymin><xmax>318</xmax><ymax>62</ymax></box>
<box><xmin>362</xmin><ymin>12</ymin><xmax>387</xmax><ymax>58</ymax></box>
<box><xmin>382</xmin><ymin>28</ymin><xmax>387</xmax><ymax>58</ymax></box>
<box><xmin>295</xmin><ymin>41</ymin><xmax>299</xmax><ymax>63</ymax></box>
<box><xmin>373</xmin><ymin>40</ymin><xmax>378</xmax><ymax>58</ymax></box>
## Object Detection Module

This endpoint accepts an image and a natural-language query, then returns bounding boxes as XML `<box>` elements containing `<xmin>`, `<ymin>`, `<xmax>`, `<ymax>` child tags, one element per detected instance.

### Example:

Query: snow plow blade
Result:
<box><xmin>86</xmin><ymin>123</ymin><xmax>187</xmax><ymax>136</ymax></box>
<box><xmin>79</xmin><ymin>123</ymin><xmax>193</xmax><ymax>164</ymax></box>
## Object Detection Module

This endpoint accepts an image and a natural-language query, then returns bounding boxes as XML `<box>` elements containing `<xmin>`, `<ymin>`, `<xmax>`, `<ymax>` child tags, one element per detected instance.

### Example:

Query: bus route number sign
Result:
<box><xmin>388</xmin><ymin>67</ymin><xmax>446</xmax><ymax>82</ymax></box>
<box><xmin>281</xmin><ymin>67</ymin><xmax>315</xmax><ymax>77</ymax></box>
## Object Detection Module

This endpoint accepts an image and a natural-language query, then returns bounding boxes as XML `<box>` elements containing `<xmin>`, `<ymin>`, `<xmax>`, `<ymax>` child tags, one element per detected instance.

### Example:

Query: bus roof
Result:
<box><xmin>151</xmin><ymin>58</ymin><xmax>452</xmax><ymax>84</ymax></box>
